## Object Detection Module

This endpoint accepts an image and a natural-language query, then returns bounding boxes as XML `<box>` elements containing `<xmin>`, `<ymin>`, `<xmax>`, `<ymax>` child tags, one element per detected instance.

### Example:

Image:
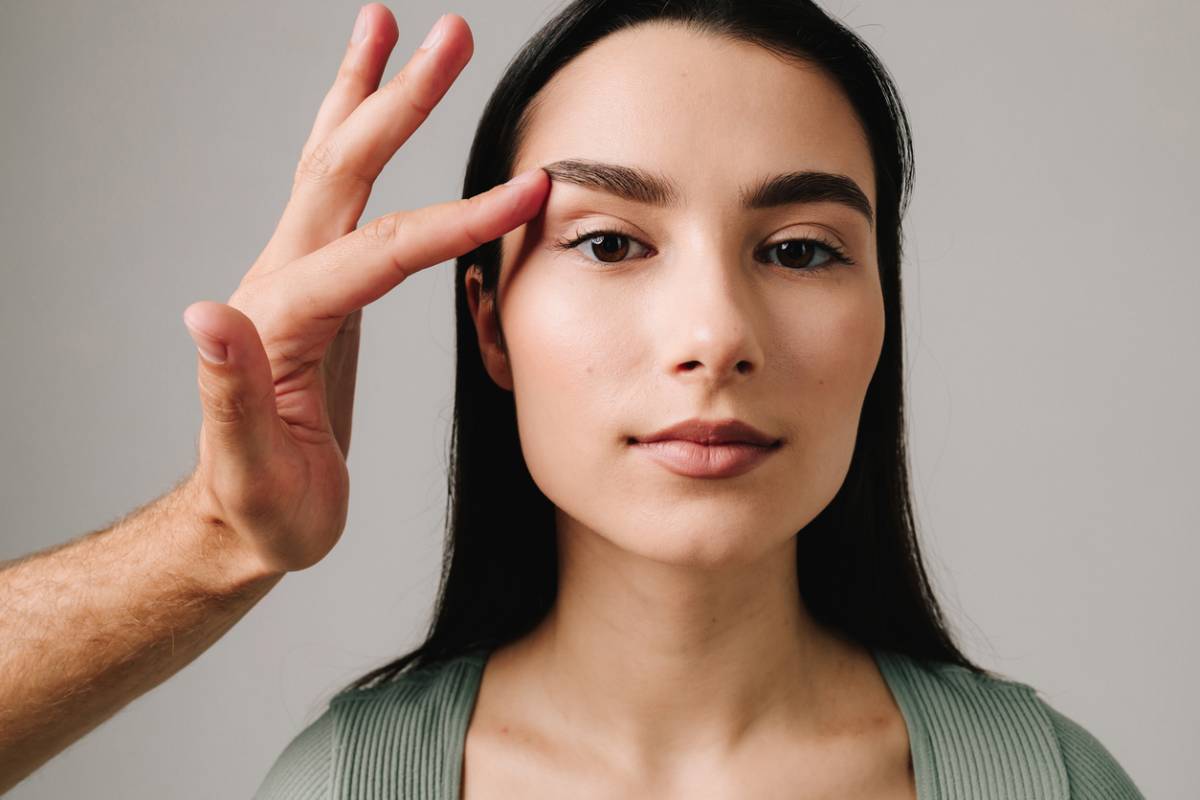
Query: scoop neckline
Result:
<box><xmin>450</xmin><ymin>645</ymin><xmax>935</xmax><ymax>800</ymax></box>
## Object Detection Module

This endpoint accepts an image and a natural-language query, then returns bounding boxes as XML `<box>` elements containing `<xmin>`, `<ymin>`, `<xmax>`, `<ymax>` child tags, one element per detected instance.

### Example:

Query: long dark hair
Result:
<box><xmin>342</xmin><ymin>0</ymin><xmax>989</xmax><ymax>693</ymax></box>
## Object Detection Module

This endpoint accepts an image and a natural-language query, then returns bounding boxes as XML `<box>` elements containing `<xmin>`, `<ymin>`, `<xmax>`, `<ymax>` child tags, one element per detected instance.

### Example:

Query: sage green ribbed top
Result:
<box><xmin>252</xmin><ymin>648</ymin><xmax>1143</xmax><ymax>799</ymax></box>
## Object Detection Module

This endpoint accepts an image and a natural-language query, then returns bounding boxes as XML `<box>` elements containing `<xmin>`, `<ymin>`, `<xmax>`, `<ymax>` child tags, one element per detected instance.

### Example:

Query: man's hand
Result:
<box><xmin>181</xmin><ymin>6</ymin><xmax>547</xmax><ymax>576</ymax></box>
<box><xmin>0</xmin><ymin>6</ymin><xmax>548</xmax><ymax>792</ymax></box>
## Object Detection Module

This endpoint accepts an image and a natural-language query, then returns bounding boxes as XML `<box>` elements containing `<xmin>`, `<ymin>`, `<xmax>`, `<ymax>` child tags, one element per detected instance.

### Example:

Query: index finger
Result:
<box><xmin>276</xmin><ymin>167</ymin><xmax>548</xmax><ymax>325</ymax></box>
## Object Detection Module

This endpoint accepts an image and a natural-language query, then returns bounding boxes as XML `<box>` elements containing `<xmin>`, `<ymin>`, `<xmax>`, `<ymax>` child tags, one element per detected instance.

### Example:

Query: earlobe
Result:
<box><xmin>464</xmin><ymin>265</ymin><xmax>513</xmax><ymax>392</ymax></box>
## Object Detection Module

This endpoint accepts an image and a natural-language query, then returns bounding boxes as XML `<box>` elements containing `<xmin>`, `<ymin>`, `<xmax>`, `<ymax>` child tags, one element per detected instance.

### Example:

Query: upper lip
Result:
<box><xmin>633</xmin><ymin>418</ymin><xmax>781</xmax><ymax>447</ymax></box>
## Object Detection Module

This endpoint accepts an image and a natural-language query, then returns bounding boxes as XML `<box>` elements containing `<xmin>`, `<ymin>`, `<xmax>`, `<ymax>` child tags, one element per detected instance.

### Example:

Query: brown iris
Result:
<box><xmin>586</xmin><ymin>233</ymin><xmax>629</xmax><ymax>263</ymax></box>
<box><xmin>771</xmin><ymin>240</ymin><xmax>826</xmax><ymax>270</ymax></box>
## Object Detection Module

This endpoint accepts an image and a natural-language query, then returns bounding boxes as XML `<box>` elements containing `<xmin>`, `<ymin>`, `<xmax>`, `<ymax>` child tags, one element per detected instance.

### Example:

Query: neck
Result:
<box><xmin>501</xmin><ymin>510</ymin><xmax>868</xmax><ymax>779</ymax></box>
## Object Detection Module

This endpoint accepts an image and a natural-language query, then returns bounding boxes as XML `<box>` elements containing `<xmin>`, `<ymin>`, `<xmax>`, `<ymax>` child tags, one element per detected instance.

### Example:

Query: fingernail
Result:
<box><xmin>185</xmin><ymin>323</ymin><xmax>228</xmax><ymax>365</ymax></box>
<box><xmin>504</xmin><ymin>167</ymin><xmax>543</xmax><ymax>190</ymax></box>
<box><xmin>419</xmin><ymin>13</ymin><xmax>447</xmax><ymax>51</ymax></box>
<box><xmin>351</xmin><ymin>6</ymin><xmax>368</xmax><ymax>44</ymax></box>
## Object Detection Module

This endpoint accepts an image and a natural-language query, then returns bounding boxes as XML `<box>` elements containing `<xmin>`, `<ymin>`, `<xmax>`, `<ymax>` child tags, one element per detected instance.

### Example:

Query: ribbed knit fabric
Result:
<box><xmin>252</xmin><ymin>648</ymin><xmax>1144</xmax><ymax>799</ymax></box>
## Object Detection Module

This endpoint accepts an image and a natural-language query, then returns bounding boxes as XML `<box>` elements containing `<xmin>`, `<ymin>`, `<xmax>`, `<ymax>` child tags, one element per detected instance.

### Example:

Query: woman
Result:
<box><xmin>252</xmin><ymin>1</ymin><xmax>1143</xmax><ymax>797</ymax></box>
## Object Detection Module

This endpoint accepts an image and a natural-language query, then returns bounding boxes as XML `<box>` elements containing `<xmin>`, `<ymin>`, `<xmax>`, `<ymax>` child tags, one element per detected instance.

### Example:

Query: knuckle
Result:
<box><xmin>403</xmin><ymin>88</ymin><xmax>437</xmax><ymax>120</ymax></box>
<box><xmin>382</xmin><ymin>67</ymin><xmax>436</xmax><ymax>118</ymax></box>
<box><xmin>334</xmin><ymin>59</ymin><xmax>374</xmax><ymax>92</ymax></box>
<box><xmin>294</xmin><ymin>140</ymin><xmax>340</xmax><ymax>184</ymax></box>
<box><xmin>197</xmin><ymin>376</ymin><xmax>249</xmax><ymax>426</ymax></box>
<box><xmin>293</xmin><ymin>138</ymin><xmax>373</xmax><ymax>192</ymax></box>
<box><xmin>361</xmin><ymin>212</ymin><xmax>406</xmax><ymax>247</ymax></box>
<box><xmin>459</xmin><ymin>194</ymin><xmax>492</xmax><ymax>248</ymax></box>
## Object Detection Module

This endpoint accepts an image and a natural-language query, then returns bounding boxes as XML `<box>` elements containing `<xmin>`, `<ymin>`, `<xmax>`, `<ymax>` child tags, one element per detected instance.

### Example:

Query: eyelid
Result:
<box><xmin>767</xmin><ymin>228</ymin><xmax>853</xmax><ymax>257</ymax></box>
<box><xmin>767</xmin><ymin>221</ymin><xmax>851</xmax><ymax>248</ymax></box>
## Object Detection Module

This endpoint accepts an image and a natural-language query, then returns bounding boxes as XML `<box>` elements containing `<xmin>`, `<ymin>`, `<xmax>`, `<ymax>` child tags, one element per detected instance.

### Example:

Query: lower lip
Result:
<box><xmin>630</xmin><ymin>439</ymin><xmax>780</xmax><ymax>479</ymax></box>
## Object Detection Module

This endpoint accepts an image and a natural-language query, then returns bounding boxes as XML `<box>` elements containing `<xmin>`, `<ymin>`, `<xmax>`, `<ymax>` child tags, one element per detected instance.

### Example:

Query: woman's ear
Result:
<box><xmin>464</xmin><ymin>265</ymin><xmax>513</xmax><ymax>391</ymax></box>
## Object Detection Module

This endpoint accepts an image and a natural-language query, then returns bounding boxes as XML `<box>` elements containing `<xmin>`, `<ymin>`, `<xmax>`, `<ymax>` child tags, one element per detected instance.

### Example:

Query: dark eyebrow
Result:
<box><xmin>540</xmin><ymin>158</ymin><xmax>874</xmax><ymax>230</ymax></box>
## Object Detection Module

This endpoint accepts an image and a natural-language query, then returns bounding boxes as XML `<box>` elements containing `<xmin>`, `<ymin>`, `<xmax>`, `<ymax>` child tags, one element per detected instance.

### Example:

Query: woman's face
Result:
<box><xmin>467</xmin><ymin>23</ymin><xmax>884</xmax><ymax>568</ymax></box>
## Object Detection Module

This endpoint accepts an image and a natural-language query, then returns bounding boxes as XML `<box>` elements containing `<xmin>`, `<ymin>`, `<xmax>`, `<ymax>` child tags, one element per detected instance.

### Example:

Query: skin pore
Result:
<box><xmin>463</xmin><ymin>21</ymin><xmax>912</xmax><ymax>800</ymax></box>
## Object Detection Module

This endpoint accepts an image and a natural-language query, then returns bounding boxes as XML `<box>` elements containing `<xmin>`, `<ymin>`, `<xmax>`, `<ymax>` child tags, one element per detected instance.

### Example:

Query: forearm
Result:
<box><xmin>0</xmin><ymin>472</ymin><xmax>285</xmax><ymax>794</ymax></box>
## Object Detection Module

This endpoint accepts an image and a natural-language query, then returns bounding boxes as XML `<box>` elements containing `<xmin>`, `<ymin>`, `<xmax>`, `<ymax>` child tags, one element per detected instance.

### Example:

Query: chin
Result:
<box><xmin>587</xmin><ymin>505</ymin><xmax>802</xmax><ymax>571</ymax></box>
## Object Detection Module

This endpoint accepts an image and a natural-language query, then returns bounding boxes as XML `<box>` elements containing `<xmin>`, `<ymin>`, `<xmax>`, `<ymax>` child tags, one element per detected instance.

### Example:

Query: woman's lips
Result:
<box><xmin>630</xmin><ymin>439</ymin><xmax>781</xmax><ymax>479</ymax></box>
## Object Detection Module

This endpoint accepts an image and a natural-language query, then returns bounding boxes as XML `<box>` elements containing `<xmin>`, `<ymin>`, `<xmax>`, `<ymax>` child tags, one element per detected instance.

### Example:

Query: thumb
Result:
<box><xmin>182</xmin><ymin>301</ymin><xmax>277</xmax><ymax>473</ymax></box>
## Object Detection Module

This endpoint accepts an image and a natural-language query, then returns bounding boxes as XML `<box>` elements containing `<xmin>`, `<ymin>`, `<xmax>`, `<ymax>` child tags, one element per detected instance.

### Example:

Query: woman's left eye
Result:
<box><xmin>552</xmin><ymin>229</ymin><xmax>854</xmax><ymax>271</ymax></box>
<box><xmin>758</xmin><ymin>237</ymin><xmax>854</xmax><ymax>271</ymax></box>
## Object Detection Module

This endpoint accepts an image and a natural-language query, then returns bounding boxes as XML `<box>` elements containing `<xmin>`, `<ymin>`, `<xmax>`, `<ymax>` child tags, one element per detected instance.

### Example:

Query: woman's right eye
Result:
<box><xmin>553</xmin><ymin>229</ymin><xmax>652</xmax><ymax>264</ymax></box>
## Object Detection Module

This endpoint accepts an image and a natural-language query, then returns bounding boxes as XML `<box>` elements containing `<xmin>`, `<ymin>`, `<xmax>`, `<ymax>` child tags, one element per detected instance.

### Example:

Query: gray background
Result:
<box><xmin>1</xmin><ymin>0</ymin><xmax>1195</xmax><ymax>797</ymax></box>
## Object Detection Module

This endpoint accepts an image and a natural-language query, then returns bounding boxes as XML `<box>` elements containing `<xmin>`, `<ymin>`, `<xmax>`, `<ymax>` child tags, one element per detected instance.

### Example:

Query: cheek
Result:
<box><xmin>500</xmin><ymin>272</ymin><xmax>639</xmax><ymax>487</ymax></box>
<box><xmin>774</xmin><ymin>282</ymin><xmax>886</xmax><ymax>479</ymax></box>
<box><xmin>783</xmin><ymin>291</ymin><xmax>883</xmax><ymax>397</ymax></box>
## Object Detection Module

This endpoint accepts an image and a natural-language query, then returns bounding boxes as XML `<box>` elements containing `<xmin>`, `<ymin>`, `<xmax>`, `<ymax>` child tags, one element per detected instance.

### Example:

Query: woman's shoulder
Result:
<box><xmin>875</xmin><ymin>649</ymin><xmax>1144</xmax><ymax>799</ymax></box>
<box><xmin>328</xmin><ymin>649</ymin><xmax>487</xmax><ymax>710</ymax></box>
<box><xmin>251</xmin><ymin>651</ymin><xmax>487</xmax><ymax>800</ymax></box>
<box><xmin>1036</xmin><ymin>699</ymin><xmax>1145</xmax><ymax>799</ymax></box>
<box><xmin>251</xmin><ymin>703</ymin><xmax>335</xmax><ymax>800</ymax></box>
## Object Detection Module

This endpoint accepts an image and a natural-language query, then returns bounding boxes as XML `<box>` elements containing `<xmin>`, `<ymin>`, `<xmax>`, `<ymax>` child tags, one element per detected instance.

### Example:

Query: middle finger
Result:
<box><xmin>273</xmin><ymin>13</ymin><xmax>473</xmax><ymax>260</ymax></box>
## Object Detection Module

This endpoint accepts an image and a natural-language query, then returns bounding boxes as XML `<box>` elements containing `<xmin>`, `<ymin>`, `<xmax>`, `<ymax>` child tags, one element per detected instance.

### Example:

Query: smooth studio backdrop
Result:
<box><xmin>1</xmin><ymin>1</ymin><xmax>1195</xmax><ymax>797</ymax></box>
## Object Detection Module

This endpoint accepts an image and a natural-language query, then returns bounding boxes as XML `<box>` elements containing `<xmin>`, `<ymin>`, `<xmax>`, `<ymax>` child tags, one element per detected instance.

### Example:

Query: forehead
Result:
<box><xmin>513</xmin><ymin>22</ymin><xmax>875</xmax><ymax>209</ymax></box>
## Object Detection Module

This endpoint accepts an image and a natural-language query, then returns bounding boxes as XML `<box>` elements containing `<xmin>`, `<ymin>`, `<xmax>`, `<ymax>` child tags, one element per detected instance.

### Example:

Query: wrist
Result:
<box><xmin>168</xmin><ymin>472</ymin><xmax>286</xmax><ymax>599</ymax></box>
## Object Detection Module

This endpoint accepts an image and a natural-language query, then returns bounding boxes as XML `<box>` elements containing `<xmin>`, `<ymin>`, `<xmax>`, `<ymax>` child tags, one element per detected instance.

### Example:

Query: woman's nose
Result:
<box><xmin>655</xmin><ymin>256</ymin><xmax>765</xmax><ymax>388</ymax></box>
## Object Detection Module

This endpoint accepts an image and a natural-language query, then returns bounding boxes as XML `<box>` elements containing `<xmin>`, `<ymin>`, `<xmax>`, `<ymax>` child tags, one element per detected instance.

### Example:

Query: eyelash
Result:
<box><xmin>551</xmin><ymin>227</ymin><xmax>856</xmax><ymax>272</ymax></box>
